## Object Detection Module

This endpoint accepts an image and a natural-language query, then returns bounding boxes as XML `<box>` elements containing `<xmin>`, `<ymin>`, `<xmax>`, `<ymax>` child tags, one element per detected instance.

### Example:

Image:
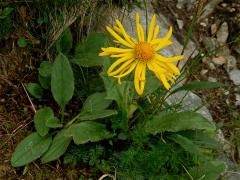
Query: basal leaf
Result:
<box><xmin>41</xmin><ymin>130</ymin><xmax>71</xmax><ymax>163</ymax></box>
<box><xmin>11</xmin><ymin>133</ymin><xmax>52</xmax><ymax>167</ymax></box>
<box><xmin>51</xmin><ymin>53</ymin><xmax>74</xmax><ymax>107</ymax></box>
<box><xmin>38</xmin><ymin>61</ymin><xmax>52</xmax><ymax>77</ymax></box>
<box><xmin>17</xmin><ymin>37</ymin><xmax>27</xmax><ymax>47</ymax></box>
<box><xmin>172</xmin><ymin>81</ymin><xmax>224</xmax><ymax>94</ymax></box>
<box><xmin>79</xmin><ymin>110</ymin><xmax>118</xmax><ymax>121</ymax></box>
<box><xmin>168</xmin><ymin>134</ymin><xmax>201</xmax><ymax>155</ymax></box>
<box><xmin>26</xmin><ymin>83</ymin><xmax>43</xmax><ymax>99</ymax></box>
<box><xmin>81</xmin><ymin>92</ymin><xmax>112</xmax><ymax>113</ymax></box>
<box><xmin>189</xmin><ymin>160</ymin><xmax>226</xmax><ymax>180</ymax></box>
<box><xmin>45</xmin><ymin>117</ymin><xmax>63</xmax><ymax>128</ymax></box>
<box><xmin>34</xmin><ymin>107</ymin><xmax>54</xmax><ymax>136</ymax></box>
<box><xmin>73</xmin><ymin>32</ymin><xmax>108</xmax><ymax>67</ymax></box>
<box><xmin>39</xmin><ymin>74</ymin><xmax>51</xmax><ymax>89</ymax></box>
<box><xmin>65</xmin><ymin>121</ymin><xmax>113</xmax><ymax>145</ymax></box>
<box><xmin>56</xmin><ymin>27</ymin><xmax>73</xmax><ymax>54</ymax></box>
<box><xmin>145</xmin><ymin>112</ymin><xmax>215</xmax><ymax>134</ymax></box>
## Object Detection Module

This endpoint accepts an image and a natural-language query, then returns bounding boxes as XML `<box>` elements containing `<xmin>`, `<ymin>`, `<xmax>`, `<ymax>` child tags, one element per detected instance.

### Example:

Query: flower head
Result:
<box><xmin>99</xmin><ymin>13</ymin><xmax>184</xmax><ymax>95</ymax></box>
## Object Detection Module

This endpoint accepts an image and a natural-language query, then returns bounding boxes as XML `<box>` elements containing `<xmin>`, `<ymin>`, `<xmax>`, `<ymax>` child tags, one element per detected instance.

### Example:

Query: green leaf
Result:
<box><xmin>26</xmin><ymin>83</ymin><xmax>43</xmax><ymax>99</ymax></box>
<box><xmin>11</xmin><ymin>132</ymin><xmax>52</xmax><ymax>167</ymax></box>
<box><xmin>56</xmin><ymin>27</ymin><xmax>73</xmax><ymax>54</ymax></box>
<box><xmin>81</xmin><ymin>92</ymin><xmax>112</xmax><ymax>113</ymax></box>
<box><xmin>17</xmin><ymin>37</ymin><xmax>27</xmax><ymax>47</ymax></box>
<box><xmin>45</xmin><ymin>117</ymin><xmax>63</xmax><ymax>128</ymax></box>
<box><xmin>189</xmin><ymin>161</ymin><xmax>226</xmax><ymax>180</ymax></box>
<box><xmin>168</xmin><ymin>134</ymin><xmax>201</xmax><ymax>155</ymax></box>
<box><xmin>38</xmin><ymin>61</ymin><xmax>52</xmax><ymax>77</ymax></box>
<box><xmin>41</xmin><ymin>130</ymin><xmax>71</xmax><ymax>163</ymax></box>
<box><xmin>0</xmin><ymin>7</ymin><xmax>14</xmax><ymax>19</ymax></box>
<box><xmin>51</xmin><ymin>53</ymin><xmax>74</xmax><ymax>107</ymax></box>
<box><xmin>172</xmin><ymin>81</ymin><xmax>224</xmax><ymax>94</ymax></box>
<box><xmin>34</xmin><ymin>107</ymin><xmax>54</xmax><ymax>136</ymax></box>
<box><xmin>143</xmin><ymin>72</ymin><xmax>160</xmax><ymax>95</ymax></box>
<box><xmin>38</xmin><ymin>74</ymin><xmax>51</xmax><ymax>89</ymax></box>
<box><xmin>145</xmin><ymin>112</ymin><xmax>215</xmax><ymax>134</ymax></box>
<box><xmin>73</xmin><ymin>32</ymin><xmax>108</xmax><ymax>67</ymax></box>
<box><xmin>65</xmin><ymin>121</ymin><xmax>113</xmax><ymax>144</ymax></box>
<box><xmin>79</xmin><ymin>110</ymin><xmax>118</xmax><ymax>121</ymax></box>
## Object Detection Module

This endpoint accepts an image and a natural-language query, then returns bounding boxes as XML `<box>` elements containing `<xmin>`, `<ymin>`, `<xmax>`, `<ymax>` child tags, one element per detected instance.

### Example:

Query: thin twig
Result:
<box><xmin>21</xmin><ymin>82</ymin><xmax>36</xmax><ymax>113</ymax></box>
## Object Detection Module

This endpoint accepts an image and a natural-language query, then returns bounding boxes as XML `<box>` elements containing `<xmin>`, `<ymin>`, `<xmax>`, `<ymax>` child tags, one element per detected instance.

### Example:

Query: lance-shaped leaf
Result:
<box><xmin>11</xmin><ymin>133</ymin><xmax>52</xmax><ymax>167</ymax></box>
<box><xmin>51</xmin><ymin>53</ymin><xmax>74</xmax><ymax>107</ymax></box>
<box><xmin>41</xmin><ymin>130</ymin><xmax>71</xmax><ymax>163</ymax></box>
<box><xmin>34</xmin><ymin>107</ymin><xmax>54</xmax><ymax>136</ymax></box>
<box><xmin>65</xmin><ymin>121</ymin><xmax>113</xmax><ymax>145</ymax></box>
<box><xmin>145</xmin><ymin>112</ymin><xmax>215</xmax><ymax>134</ymax></box>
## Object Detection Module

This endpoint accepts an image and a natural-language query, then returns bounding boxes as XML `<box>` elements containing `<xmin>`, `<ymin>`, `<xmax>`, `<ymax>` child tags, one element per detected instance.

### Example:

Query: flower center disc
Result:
<box><xmin>134</xmin><ymin>42</ymin><xmax>154</xmax><ymax>62</ymax></box>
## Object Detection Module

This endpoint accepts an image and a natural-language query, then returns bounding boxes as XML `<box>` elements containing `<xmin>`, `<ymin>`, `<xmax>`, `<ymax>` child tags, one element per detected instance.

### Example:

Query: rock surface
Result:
<box><xmin>229</xmin><ymin>69</ymin><xmax>240</xmax><ymax>85</ymax></box>
<box><xmin>216</xmin><ymin>22</ymin><xmax>229</xmax><ymax>44</ymax></box>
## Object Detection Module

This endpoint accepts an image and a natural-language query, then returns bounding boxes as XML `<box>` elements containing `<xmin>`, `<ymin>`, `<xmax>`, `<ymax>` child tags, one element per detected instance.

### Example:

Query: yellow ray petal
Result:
<box><xmin>153</xmin><ymin>25</ymin><xmax>160</xmax><ymax>39</ymax></box>
<box><xmin>110</xmin><ymin>52</ymin><xmax>133</xmax><ymax>58</ymax></box>
<box><xmin>153</xmin><ymin>40</ymin><xmax>173</xmax><ymax>51</ymax></box>
<box><xmin>147</xmin><ymin>15</ymin><xmax>156</xmax><ymax>42</ymax></box>
<box><xmin>136</xmin><ymin>13</ymin><xmax>142</xmax><ymax>41</ymax></box>
<box><xmin>102</xmin><ymin>47</ymin><xmax>133</xmax><ymax>54</ymax></box>
<box><xmin>139</xmin><ymin>63</ymin><xmax>146</xmax><ymax>94</ymax></box>
<box><xmin>147</xmin><ymin>61</ymin><xmax>171</xmax><ymax>90</ymax></box>
<box><xmin>165</xmin><ymin>63</ymin><xmax>180</xmax><ymax>75</ymax></box>
<box><xmin>139</xmin><ymin>24</ymin><xmax>145</xmax><ymax>41</ymax></box>
<box><xmin>114</xmin><ymin>61</ymin><xmax>137</xmax><ymax>78</ymax></box>
<box><xmin>116</xmin><ymin>20</ymin><xmax>135</xmax><ymax>46</ymax></box>
<box><xmin>113</xmin><ymin>26</ymin><xmax>121</xmax><ymax>34</ymax></box>
<box><xmin>106</xmin><ymin>26</ymin><xmax>133</xmax><ymax>48</ymax></box>
<box><xmin>108</xmin><ymin>58</ymin><xmax>134</xmax><ymax>76</ymax></box>
<box><xmin>164</xmin><ymin>26</ymin><xmax>173</xmax><ymax>40</ymax></box>
<box><xmin>159</xmin><ymin>74</ymin><xmax>170</xmax><ymax>90</ymax></box>
<box><xmin>155</xmin><ymin>54</ymin><xmax>184</xmax><ymax>63</ymax></box>
<box><xmin>134</xmin><ymin>62</ymin><xmax>143</xmax><ymax>95</ymax></box>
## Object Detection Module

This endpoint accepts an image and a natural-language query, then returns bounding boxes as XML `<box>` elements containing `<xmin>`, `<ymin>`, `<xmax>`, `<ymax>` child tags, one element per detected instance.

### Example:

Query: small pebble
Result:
<box><xmin>225</xmin><ymin>55</ymin><xmax>237</xmax><ymax>72</ymax></box>
<box><xmin>200</xmin><ymin>69</ymin><xmax>209</xmax><ymax>76</ymax></box>
<box><xmin>209</xmin><ymin>62</ymin><xmax>216</xmax><ymax>70</ymax></box>
<box><xmin>177</xmin><ymin>19</ymin><xmax>184</xmax><ymax>29</ymax></box>
<box><xmin>212</xmin><ymin>56</ymin><xmax>226</xmax><ymax>65</ymax></box>
<box><xmin>235</xmin><ymin>94</ymin><xmax>240</xmax><ymax>106</ymax></box>
<box><xmin>221</xmin><ymin>3</ymin><xmax>227</xmax><ymax>8</ymax></box>
<box><xmin>200</xmin><ymin>22</ymin><xmax>207</xmax><ymax>27</ymax></box>
<box><xmin>229</xmin><ymin>69</ymin><xmax>240</xmax><ymax>86</ymax></box>
<box><xmin>224</xmin><ymin>90</ymin><xmax>229</xmax><ymax>96</ymax></box>
<box><xmin>211</xmin><ymin>24</ymin><xmax>218</xmax><ymax>35</ymax></box>
<box><xmin>216</xmin><ymin>22</ymin><xmax>229</xmax><ymax>44</ymax></box>
<box><xmin>208</xmin><ymin>77</ymin><xmax>217</xmax><ymax>82</ymax></box>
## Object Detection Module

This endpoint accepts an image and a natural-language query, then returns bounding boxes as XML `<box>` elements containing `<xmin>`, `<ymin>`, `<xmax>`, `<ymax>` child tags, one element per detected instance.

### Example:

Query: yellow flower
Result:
<box><xmin>99</xmin><ymin>13</ymin><xmax>184</xmax><ymax>95</ymax></box>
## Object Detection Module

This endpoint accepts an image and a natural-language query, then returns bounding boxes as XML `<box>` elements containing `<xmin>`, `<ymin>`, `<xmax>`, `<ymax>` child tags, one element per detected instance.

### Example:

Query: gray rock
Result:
<box><xmin>229</xmin><ymin>69</ymin><xmax>240</xmax><ymax>85</ymax></box>
<box><xmin>202</xmin><ymin>37</ymin><xmax>219</xmax><ymax>51</ymax></box>
<box><xmin>199</xmin><ymin>0</ymin><xmax>223</xmax><ymax>21</ymax></box>
<box><xmin>211</xmin><ymin>23</ymin><xmax>218</xmax><ymax>35</ymax></box>
<box><xmin>176</xmin><ymin>0</ymin><xmax>196</xmax><ymax>10</ymax></box>
<box><xmin>235</xmin><ymin>94</ymin><xmax>240</xmax><ymax>106</ymax></box>
<box><xmin>177</xmin><ymin>19</ymin><xmax>184</xmax><ymax>29</ymax></box>
<box><xmin>167</xmin><ymin>91</ymin><xmax>213</xmax><ymax>121</ymax></box>
<box><xmin>225</xmin><ymin>55</ymin><xmax>237</xmax><ymax>72</ymax></box>
<box><xmin>233</xmin><ymin>41</ymin><xmax>240</xmax><ymax>54</ymax></box>
<box><xmin>208</xmin><ymin>77</ymin><xmax>218</xmax><ymax>82</ymax></box>
<box><xmin>209</xmin><ymin>62</ymin><xmax>217</xmax><ymax>70</ymax></box>
<box><xmin>216</xmin><ymin>46</ymin><xmax>231</xmax><ymax>57</ymax></box>
<box><xmin>216</xmin><ymin>22</ymin><xmax>229</xmax><ymax>44</ymax></box>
